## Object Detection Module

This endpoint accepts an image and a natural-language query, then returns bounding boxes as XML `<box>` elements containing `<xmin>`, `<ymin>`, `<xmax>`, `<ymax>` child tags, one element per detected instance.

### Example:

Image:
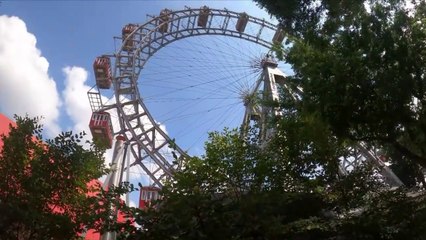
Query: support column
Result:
<box><xmin>101</xmin><ymin>135</ymin><xmax>126</xmax><ymax>240</ymax></box>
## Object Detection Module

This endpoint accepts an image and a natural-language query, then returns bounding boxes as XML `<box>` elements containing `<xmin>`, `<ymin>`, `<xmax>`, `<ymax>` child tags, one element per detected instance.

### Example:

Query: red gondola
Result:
<box><xmin>122</xmin><ymin>24</ymin><xmax>137</xmax><ymax>51</ymax></box>
<box><xmin>272</xmin><ymin>27</ymin><xmax>285</xmax><ymax>44</ymax></box>
<box><xmin>89</xmin><ymin>112</ymin><xmax>113</xmax><ymax>149</ymax></box>
<box><xmin>159</xmin><ymin>9</ymin><xmax>171</xmax><ymax>33</ymax></box>
<box><xmin>93</xmin><ymin>56</ymin><xmax>112</xmax><ymax>89</ymax></box>
<box><xmin>139</xmin><ymin>186</ymin><xmax>161</xmax><ymax>209</ymax></box>
<box><xmin>236</xmin><ymin>12</ymin><xmax>248</xmax><ymax>33</ymax></box>
<box><xmin>198</xmin><ymin>6</ymin><xmax>210</xmax><ymax>27</ymax></box>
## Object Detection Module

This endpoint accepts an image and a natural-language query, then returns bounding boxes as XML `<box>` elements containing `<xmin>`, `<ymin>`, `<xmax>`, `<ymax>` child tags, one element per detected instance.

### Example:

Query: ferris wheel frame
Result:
<box><xmin>88</xmin><ymin>6</ymin><xmax>403</xmax><ymax>189</ymax></box>
<box><xmin>88</xmin><ymin>6</ymin><xmax>284</xmax><ymax>187</ymax></box>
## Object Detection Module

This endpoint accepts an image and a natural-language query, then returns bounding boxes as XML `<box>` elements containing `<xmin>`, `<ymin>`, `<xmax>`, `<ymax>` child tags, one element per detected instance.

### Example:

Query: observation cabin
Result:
<box><xmin>159</xmin><ymin>9</ymin><xmax>172</xmax><ymax>33</ymax></box>
<box><xmin>139</xmin><ymin>186</ymin><xmax>161</xmax><ymax>209</ymax></box>
<box><xmin>122</xmin><ymin>24</ymin><xmax>137</xmax><ymax>51</ymax></box>
<box><xmin>89</xmin><ymin>112</ymin><xmax>113</xmax><ymax>149</ymax></box>
<box><xmin>272</xmin><ymin>27</ymin><xmax>285</xmax><ymax>44</ymax></box>
<box><xmin>236</xmin><ymin>12</ymin><xmax>249</xmax><ymax>32</ymax></box>
<box><xmin>93</xmin><ymin>56</ymin><xmax>112</xmax><ymax>89</ymax></box>
<box><xmin>197</xmin><ymin>6</ymin><xmax>210</xmax><ymax>27</ymax></box>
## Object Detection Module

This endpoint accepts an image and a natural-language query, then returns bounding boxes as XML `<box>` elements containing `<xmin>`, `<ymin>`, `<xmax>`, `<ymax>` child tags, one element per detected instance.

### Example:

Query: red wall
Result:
<box><xmin>0</xmin><ymin>114</ymin><xmax>15</xmax><ymax>149</ymax></box>
<box><xmin>0</xmin><ymin>114</ymin><xmax>102</xmax><ymax>239</ymax></box>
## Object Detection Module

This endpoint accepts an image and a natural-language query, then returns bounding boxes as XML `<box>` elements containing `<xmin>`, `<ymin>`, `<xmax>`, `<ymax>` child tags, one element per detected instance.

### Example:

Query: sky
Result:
<box><xmin>0</xmin><ymin>0</ymin><xmax>283</xmax><ymax>206</ymax></box>
<box><xmin>0</xmin><ymin>0</ymin><xmax>279</xmax><ymax>142</ymax></box>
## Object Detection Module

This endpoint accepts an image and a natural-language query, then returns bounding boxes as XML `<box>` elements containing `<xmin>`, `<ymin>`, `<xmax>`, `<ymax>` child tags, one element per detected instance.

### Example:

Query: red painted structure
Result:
<box><xmin>236</xmin><ymin>12</ymin><xmax>248</xmax><ymax>32</ymax></box>
<box><xmin>93</xmin><ymin>56</ymin><xmax>112</xmax><ymax>89</ymax></box>
<box><xmin>122</xmin><ymin>24</ymin><xmax>137</xmax><ymax>51</ymax></box>
<box><xmin>89</xmin><ymin>112</ymin><xmax>113</xmax><ymax>149</ymax></box>
<box><xmin>159</xmin><ymin>9</ymin><xmax>171</xmax><ymax>33</ymax></box>
<box><xmin>197</xmin><ymin>6</ymin><xmax>210</xmax><ymax>27</ymax></box>
<box><xmin>139</xmin><ymin>186</ymin><xmax>161</xmax><ymax>209</ymax></box>
<box><xmin>0</xmin><ymin>114</ymin><xmax>15</xmax><ymax>149</ymax></box>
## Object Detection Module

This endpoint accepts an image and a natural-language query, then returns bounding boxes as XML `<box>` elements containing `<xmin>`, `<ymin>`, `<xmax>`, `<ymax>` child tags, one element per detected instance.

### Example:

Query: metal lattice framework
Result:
<box><xmin>88</xmin><ymin>6</ymin><xmax>403</xmax><ymax>188</ymax></box>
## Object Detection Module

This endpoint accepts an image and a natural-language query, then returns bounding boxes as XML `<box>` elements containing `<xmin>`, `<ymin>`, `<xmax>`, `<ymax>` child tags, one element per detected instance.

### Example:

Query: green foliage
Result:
<box><xmin>0</xmin><ymin>115</ymin><xmax>106</xmax><ymax>239</ymax></box>
<box><xmin>255</xmin><ymin>0</ymin><xmax>426</xmax><ymax>184</ymax></box>
<box><xmin>96</xmin><ymin>126</ymin><xmax>426</xmax><ymax>239</ymax></box>
<box><xmin>90</xmin><ymin>182</ymin><xmax>142</xmax><ymax>239</ymax></box>
<box><xmin>338</xmin><ymin>190</ymin><xmax>426</xmax><ymax>239</ymax></box>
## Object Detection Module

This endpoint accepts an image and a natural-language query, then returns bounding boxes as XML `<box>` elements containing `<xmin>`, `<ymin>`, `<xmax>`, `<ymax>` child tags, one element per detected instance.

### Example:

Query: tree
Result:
<box><xmin>0</xmin><ymin>116</ymin><xmax>106</xmax><ymax>239</ymax></box>
<box><xmin>105</xmin><ymin>128</ymin><xmax>341</xmax><ymax>239</ymax></box>
<box><xmin>254</xmin><ymin>0</ymin><xmax>426</xmax><ymax>186</ymax></box>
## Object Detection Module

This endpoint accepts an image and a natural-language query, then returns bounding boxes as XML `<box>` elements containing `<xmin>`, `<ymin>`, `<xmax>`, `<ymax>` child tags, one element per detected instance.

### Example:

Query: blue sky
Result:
<box><xmin>0</xmin><ymin>0</ymin><xmax>283</xmax><ymax>151</ymax></box>
<box><xmin>0</xmin><ymin>0</ymin><xmax>284</xmax><ymax>205</ymax></box>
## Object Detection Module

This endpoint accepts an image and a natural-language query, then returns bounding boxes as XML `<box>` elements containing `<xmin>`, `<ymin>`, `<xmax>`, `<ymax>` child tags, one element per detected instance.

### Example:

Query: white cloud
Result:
<box><xmin>0</xmin><ymin>15</ymin><xmax>61</xmax><ymax>136</ymax></box>
<box><xmin>62</xmin><ymin>66</ymin><xmax>92</xmax><ymax>134</ymax></box>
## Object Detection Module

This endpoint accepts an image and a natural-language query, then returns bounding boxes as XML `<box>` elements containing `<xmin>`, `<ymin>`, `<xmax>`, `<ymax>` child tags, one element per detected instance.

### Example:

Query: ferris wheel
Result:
<box><xmin>87</xmin><ymin>6</ymin><xmax>404</xmax><ymax>199</ymax></box>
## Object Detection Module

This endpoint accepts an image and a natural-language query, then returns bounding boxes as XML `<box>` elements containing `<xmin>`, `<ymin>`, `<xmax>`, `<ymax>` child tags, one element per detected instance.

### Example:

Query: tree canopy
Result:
<box><xmin>102</xmin><ymin>127</ymin><xmax>426</xmax><ymax>239</ymax></box>
<box><xmin>254</xmin><ymin>0</ymin><xmax>426</xmax><ymax>186</ymax></box>
<box><xmin>0</xmin><ymin>116</ymin><xmax>106</xmax><ymax>239</ymax></box>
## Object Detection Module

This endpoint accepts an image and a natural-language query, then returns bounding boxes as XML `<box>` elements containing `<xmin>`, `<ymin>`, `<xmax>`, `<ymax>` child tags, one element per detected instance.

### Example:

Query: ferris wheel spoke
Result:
<box><xmin>142</xmin><ymin>68</ymin><xmax>255</xmax><ymax>100</ymax></box>
<box><xmin>172</xmin><ymin>101</ymin><xmax>243</xmax><ymax>147</ymax></box>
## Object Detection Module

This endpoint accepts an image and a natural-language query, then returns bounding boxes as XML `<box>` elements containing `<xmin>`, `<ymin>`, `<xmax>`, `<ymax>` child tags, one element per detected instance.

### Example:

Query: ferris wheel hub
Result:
<box><xmin>261</xmin><ymin>55</ymin><xmax>278</xmax><ymax>68</ymax></box>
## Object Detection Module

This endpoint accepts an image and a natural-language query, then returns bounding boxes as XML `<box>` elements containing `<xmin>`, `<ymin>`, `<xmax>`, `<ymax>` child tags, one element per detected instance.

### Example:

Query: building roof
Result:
<box><xmin>0</xmin><ymin>114</ymin><xmax>14</xmax><ymax>149</ymax></box>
